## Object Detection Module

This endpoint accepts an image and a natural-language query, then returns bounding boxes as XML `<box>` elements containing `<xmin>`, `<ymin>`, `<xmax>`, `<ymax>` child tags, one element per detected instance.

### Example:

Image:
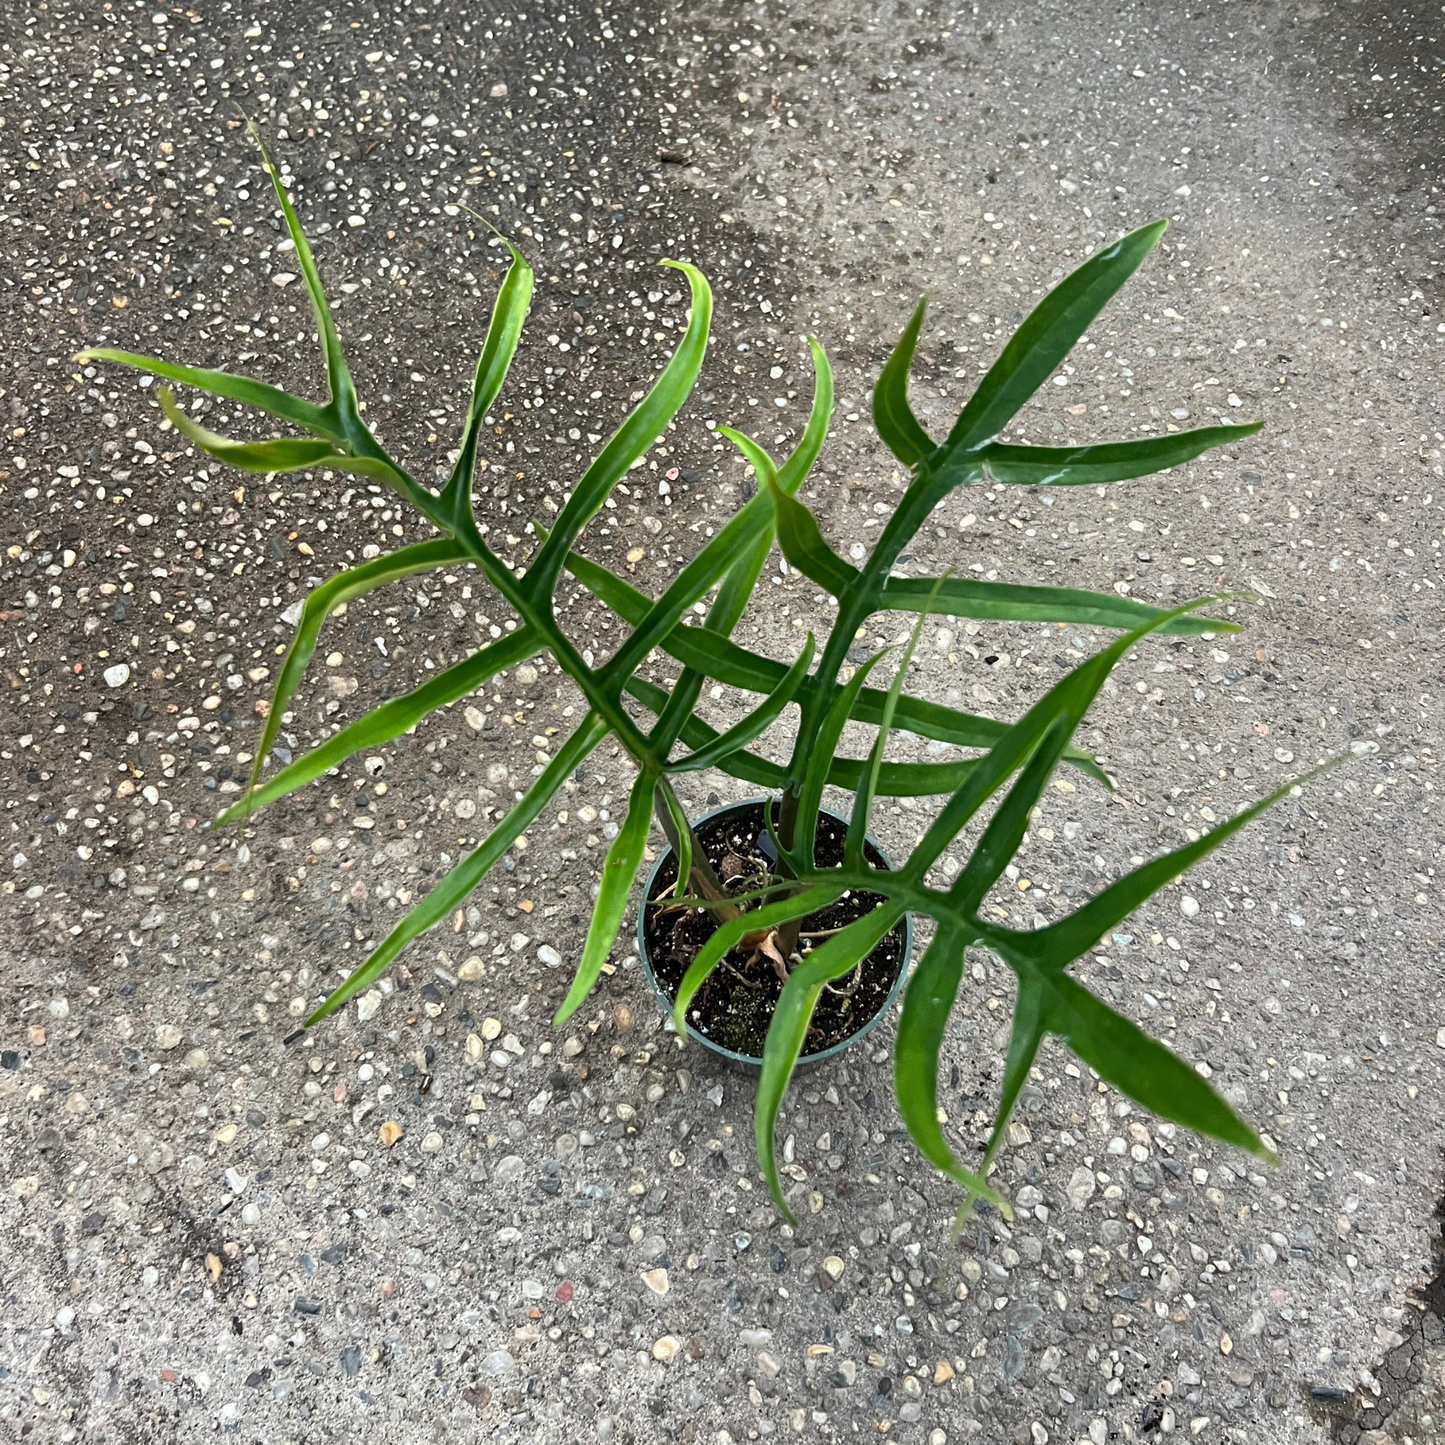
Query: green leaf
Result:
<box><xmin>756</xmin><ymin>905</ymin><xmax>904</xmax><ymax>1220</ymax></box>
<box><xmin>158</xmin><ymin>387</ymin><xmax>338</xmax><ymax>474</ymax></box>
<box><xmin>633</xmin><ymin>337</ymin><xmax>836</xmax><ymax>760</ymax></box>
<box><xmin>555</xmin><ymin>770</ymin><xmax>657</xmax><ymax>1024</ymax></box>
<box><xmin>647</xmin><ymin>337</ymin><xmax>834</xmax><ymax>748</ymax></box>
<box><xmin>669</xmin><ymin>635</ymin><xmax>814</xmax><ymax>774</ymax></box>
<box><xmin>982</xmin><ymin>974</ymin><xmax>1046</xmax><ymax>1172</ymax></box>
<box><xmin>528</xmin><ymin>259</ymin><xmax>712</xmax><ymax>598</ymax></box>
<box><xmin>214</xmin><ymin>627</ymin><xmax>539</xmax><ymax>824</ymax></box>
<box><xmin>873</xmin><ymin>295</ymin><xmax>936</xmax><ymax>468</ymax></box>
<box><xmin>250</xmin><ymin>123</ymin><xmax>356</xmax><ymax>417</ymax></box>
<box><xmin>305</xmin><ymin>713</ymin><xmax>608</xmax><ymax>1027</ymax></box>
<box><xmin>950</xmin><ymin>713</ymin><xmax>1073</xmax><ymax>914</ymax></box>
<box><xmin>660</xmin><ymin>784</ymin><xmax>693</xmax><ymax>903</ymax></box>
<box><xmin>556</xmin><ymin>548</ymin><xmax>784</xmax><ymax>690</ymax></box>
<box><xmin>847</xmin><ymin>576</ymin><xmax>944</xmax><ymax>869</ymax></box>
<box><xmin>1040</xmin><ymin>972</ymin><xmax>1273</xmax><ymax>1159</ymax></box>
<box><xmin>791</xmin><ymin>650</ymin><xmax>893</xmax><ymax>872</ymax></box>
<box><xmin>871</xmin><ymin>693</ymin><xmax>1107</xmax><ymax>788</ymax></box>
<box><xmin>242</xmin><ymin>540</ymin><xmax>467</xmax><ymax>813</ymax></box>
<box><xmin>776</xmin><ymin>337</ymin><xmax>835</xmax><ymax>494</ymax></box>
<box><xmin>910</xmin><ymin>595</ymin><xmax>1219</xmax><ymax>880</ymax></box>
<box><xmin>752</xmin><ymin>458</ymin><xmax>856</xmax><ymax>596</ymax></box>
<box><xmin>630</xmin><ymin>679</ymin><xmax>991</xmax><ymax>797</ymax></box>
<box><xmin>551</xmin><ymin>541</ymin><xmax>1100</xmax><ymax>775</ymax></box>
<box><xmin>946</xmin><ymin>220</ymin><xmax>1167</xmax><ymax>451</ymax></box>
<box><xmin>893</xmin><ymin>925</ymin><xmax>1008</xmax><ymax>1207</ymax></box>
<box><xmin>980</xmin><ymin>424</ymin><xmax>1263</xmax><ymax>487</ymax></box>
<box><xmin>74</xmin><ymin>348</ymin><xmax>336</xmax><ymax>438</ymax></box>
<box><xmin>991</xmin><ymin>755</ymin><xmax>1347</xmax><ymax>976</ymax></box>
<box><xmin>441</xmin><ymin>235</ymin><xmax>534</xmax><ymax>520</ymax></box>
<box><xmin>670</xmin><ymin>885</ymin><xmax>840</xmax><ymax>1038</ymax></box>
<box><xmin>879</xmin><ymin>575</ymin><xmax>1241</xmax><ymax>636</ymax></box>
<box><xmin>824</xmin><ymin>754</ymin><xmax>979</xmax><ymax>797</ymax></box>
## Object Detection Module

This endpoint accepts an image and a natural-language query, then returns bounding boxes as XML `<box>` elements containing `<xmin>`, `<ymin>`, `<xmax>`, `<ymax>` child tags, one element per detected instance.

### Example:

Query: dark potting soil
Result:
<box><xmin>642</xmin><ymin>800</ymin><xmax>907</xmax><ymax>1059</ymax></box>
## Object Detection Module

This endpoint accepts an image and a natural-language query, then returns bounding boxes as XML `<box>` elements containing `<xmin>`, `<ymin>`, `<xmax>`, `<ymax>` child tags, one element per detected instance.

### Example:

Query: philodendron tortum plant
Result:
<box><xmin>83</xmin><ymin>136</ymin><xmax>1340</xmax><ymax>1222</ymax></box>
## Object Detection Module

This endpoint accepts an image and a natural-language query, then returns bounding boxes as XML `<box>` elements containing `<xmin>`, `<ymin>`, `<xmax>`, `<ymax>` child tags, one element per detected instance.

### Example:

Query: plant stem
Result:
<box><xmin>651</xmin><ymin>779</ymin><xmax>742</xmax><ymax>926</ymax></box>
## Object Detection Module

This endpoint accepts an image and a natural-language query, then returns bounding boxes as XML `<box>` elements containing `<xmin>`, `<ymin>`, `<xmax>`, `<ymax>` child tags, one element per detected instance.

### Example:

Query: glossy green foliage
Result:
<box><xmin>89</xmin><ymin>147</ymin><xmax>1320</xmax><ymax>1232</ymax></box>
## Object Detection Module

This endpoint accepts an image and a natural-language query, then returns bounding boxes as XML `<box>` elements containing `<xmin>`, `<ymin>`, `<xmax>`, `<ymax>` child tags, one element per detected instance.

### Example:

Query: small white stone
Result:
<box><xmin>1066</xmin><ymin>1166</ymin><xmax>1096</xmax><ymax>1211</ymax></box>
<box><xmin>241</xmin><ymin>1202</ymin><xmax>262</xmax><ymax>1226</ymax></box>
<box><xmin>537</xmin><ymin>944</ymin><xmax>563</xmax><ymax>968</ymax></box>
<box><xmin>1180</xmin><ymin>895</ymin><xmax>1200</xmax><ymax>918</ymax></box>
<box><xmin>103</xmin><ymin>663</ymin><xmax>131</xmax><ymax>688</ymax></box>
<box><xmin>356</xmin><ymin>989</ymin><xmax>383</xmax><ymax>1023</ymax></box>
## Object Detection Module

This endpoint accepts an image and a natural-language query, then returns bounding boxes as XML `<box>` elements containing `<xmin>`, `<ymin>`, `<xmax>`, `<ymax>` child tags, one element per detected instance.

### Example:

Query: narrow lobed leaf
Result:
<box><xmin>893</xmin><ymin>925</ymin><xmax>1010</xmax><ymax>1210</ymax></box>
<box><xmin>790</xmin><ymin>650</ymin><xmax>893</xmax><ymax>871</ymax></box>
<box><xmin>1041</xmin><ymin>971</ymin><xmax>1273</xmax><ymax>1159</ymax></box>
<box><xmin>847</xmin><ymin>576</ymin><xmax>945</xmax><ymax>870</ymax></box>
<box><xmin>158</xmin><ymin>387</ymin><xmax>338</xmax><ymax>474</ymax></box>
<box><xmin>756</xmin><ymin>905</ymin><xmax>904</xmax><ymax>1221</ymax></box>
<box><xmin>528</xmin><ymin>260</ymin><xmax>712</xmax><ymax>598</ymax></box>
<box><xmin>215</xmin><ymin>627</ymin><xmax>539</xmax><ymax>824</ymax></box>
<box><xmin>873</xmin><ymin>295</ymin><xmax>936</xmax><ymax>468</ymax></box>
<box><xmin>555</xmin><ymin>770</ymin><xmax>658</xmax><ymax>1024</ymax></box>
<box><xmin>946</xmin><ymin>220</ymin><xmax>1168</xmax><ymax>451</ymax></box>
<box><xmin>980</xmin><ymin>423</ymin><xmax>1263</xmax><ymax>488</ymax></box>
<box><xmin>669</xmin><ymin>635</ymin><xmax>815</xmax><ymax>774</ymax></box>
<box><xmin>240</xmin><ymin>540</ymin><xmax>467</xmax><ymax>815</ymax></box>
<box><xmin>878</xmin><ymin>575</ymin><xmax>1241</xmax><ymax>636</ymax></box>
<box><xmin>305</xmin><ymin>714</ymin><xmax>608</xmax><ymax>1027</ymax></box>
<box><xmin>990</xmin><ymin>755</ymin><xmax>1349</xmax><ymax>976</ymax></box>
<box><xmin>756</xmin><ymin>460</ymin><xmax>858</xmax><ymax>596</ymax></box>
<box><xmin>909</xmin><ymin>595</ymin><xmax>1224</xmax><ymax>881</ymax></box>
<box><xmin>249</xmin><ymin>122</ymin><xmax>357</xmax><ymax>417</ymax></box>
<box><xmin>441</xmin><ymin>234</ymin><xmax>534</xmax><ymax>523</ymax></box>
<box><xmin>981</xmin><ymin>975</ymin><xmax>1046</xmax><ymax>1171</ymax></box>
<box><xmin>75</xmin><ymin>348</ymin><xmax>336</xmax><ymax>438</ymax></box>
<box><xmin>949</xmin><ymin>712</ymin><xmax>1073</xmax><ymax>915</ymax></box>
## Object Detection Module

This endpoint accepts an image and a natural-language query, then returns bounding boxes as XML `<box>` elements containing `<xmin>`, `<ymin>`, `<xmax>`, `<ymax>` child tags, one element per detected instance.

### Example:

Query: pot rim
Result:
<box><xmin>635</xmin><ymin>795</ymin><xmax>914</xmax><ymax>1070</ymax></box>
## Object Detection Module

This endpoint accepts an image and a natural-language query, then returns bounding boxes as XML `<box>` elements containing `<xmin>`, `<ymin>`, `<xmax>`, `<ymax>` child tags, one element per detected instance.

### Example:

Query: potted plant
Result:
<box><xmin>82</xmin><ymin>137</ymin><xmax>1339</xmax><ymax>1222</ymax></box>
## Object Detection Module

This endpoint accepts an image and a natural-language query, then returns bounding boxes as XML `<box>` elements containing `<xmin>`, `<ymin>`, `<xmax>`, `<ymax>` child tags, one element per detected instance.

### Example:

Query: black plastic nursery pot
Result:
<box><xmin>637</xmin><ymin>797</ymin><xmax>913</xmax><ymax>1071</ymax></box>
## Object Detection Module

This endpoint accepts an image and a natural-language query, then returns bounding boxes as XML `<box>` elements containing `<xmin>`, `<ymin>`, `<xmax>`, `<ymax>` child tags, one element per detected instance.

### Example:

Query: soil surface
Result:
<box><xmin>1</xmin><ymin>3</ymin><xmax>1442</xmax><ymax>1445</ymax></box>
<box><xmin>643</xmin><ymin>801</ymin><xmax>906</xmax><ymax>1060</ymax></box>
